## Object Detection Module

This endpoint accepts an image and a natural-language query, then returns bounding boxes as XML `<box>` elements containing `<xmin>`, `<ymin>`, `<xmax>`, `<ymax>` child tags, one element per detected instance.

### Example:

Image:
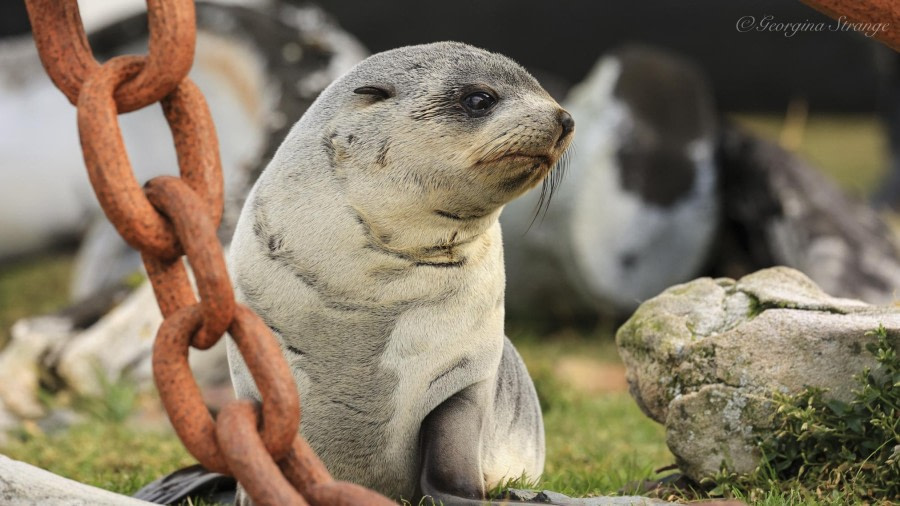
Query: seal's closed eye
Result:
<box><xmin>353</xmin><ymin>85</ymin><xmax>394</xmax><ymax>100</ymax></box>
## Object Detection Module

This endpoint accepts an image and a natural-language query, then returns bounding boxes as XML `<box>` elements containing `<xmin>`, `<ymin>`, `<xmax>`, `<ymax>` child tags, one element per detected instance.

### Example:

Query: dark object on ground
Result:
<box><xmin>52</xmin><ymin>281</ymin><xmax>132</xmax><ymax>332</ymax></box>
<box><xmin>133</xmin><ymin>464</ymin><xmax>236</xmax><ymax>505</ymax></box>
<box><xmin>715</xmin><ymin>123</ymin><xmax>900</xmax><ymax>303</ymax></box>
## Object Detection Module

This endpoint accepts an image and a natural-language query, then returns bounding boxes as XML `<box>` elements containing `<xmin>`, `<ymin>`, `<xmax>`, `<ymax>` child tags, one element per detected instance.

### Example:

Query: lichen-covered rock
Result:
<box><xmin>616</xmin><ymin>266</ymin><xmax>899</xmax><ymax>480</ymax></box>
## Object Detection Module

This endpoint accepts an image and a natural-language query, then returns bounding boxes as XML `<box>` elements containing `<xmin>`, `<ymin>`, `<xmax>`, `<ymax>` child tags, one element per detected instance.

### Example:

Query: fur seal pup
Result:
<box><xmin>227</xmin><ymin>41</ymin><xmax>574</xmax><ymax>504</ymax></box>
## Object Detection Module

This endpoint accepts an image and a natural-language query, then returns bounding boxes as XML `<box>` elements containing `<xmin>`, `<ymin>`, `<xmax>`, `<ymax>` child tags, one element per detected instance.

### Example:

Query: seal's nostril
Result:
<box><xmin>558</xmin><ymin>110</ymin><xmax>574</xmax><ymax>138</ymax></box>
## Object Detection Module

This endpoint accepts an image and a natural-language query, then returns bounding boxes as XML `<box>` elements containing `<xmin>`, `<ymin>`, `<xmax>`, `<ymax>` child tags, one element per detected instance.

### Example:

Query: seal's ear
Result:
<box><xmin>353</xmin><ymin>85</ymin><xmax>394</xmax><ymax>100</ymax></box>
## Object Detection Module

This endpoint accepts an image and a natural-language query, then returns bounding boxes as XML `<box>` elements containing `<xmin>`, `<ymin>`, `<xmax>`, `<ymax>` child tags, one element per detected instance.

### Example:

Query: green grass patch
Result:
<box><xmin>540</xmin><ymin>392</ymin><xmax>670</xmax><ymax>496</ymax></box>
<box><xmin>0</xmin><ymin>252</ymin><xmax>73</xmax><ymax>347</ymax></box>
<box><xmin>2</xmin><ymin>372</ymin><xmax>193</xmax><ymax>496</ymax></box>
<box><xmin>513</xmin><ymin>330</ymin><xmax>673</xmax><ymax>497</ymax></box>
<box><xmin>3</xmin><ymin>417</ymin><xmax>194</xmax><ymax>496</ymax></box>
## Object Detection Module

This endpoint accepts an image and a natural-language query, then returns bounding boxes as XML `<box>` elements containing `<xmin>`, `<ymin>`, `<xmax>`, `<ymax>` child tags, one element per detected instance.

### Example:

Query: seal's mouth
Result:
<box><xmin>474</xmin><ymin>152</ymin><xmax>552</xmax><ymax>167</ymax></box>
<box><xmin>480</xmin><ymin>150</ymin><xmax>562</xmax><ymax>197</ymax></box>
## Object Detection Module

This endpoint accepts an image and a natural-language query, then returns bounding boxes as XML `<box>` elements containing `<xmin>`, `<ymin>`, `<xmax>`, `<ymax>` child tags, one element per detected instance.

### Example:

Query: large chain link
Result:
<box><xmin>24</xmin><ymin>1</ymin><xmax>394</xmax><ymax>504</ymax></box>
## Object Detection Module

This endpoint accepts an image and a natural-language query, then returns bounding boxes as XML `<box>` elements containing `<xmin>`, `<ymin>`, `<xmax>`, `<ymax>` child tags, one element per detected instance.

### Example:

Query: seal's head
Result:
<box><xmin>303</xmin><ymin>41</ymin><xmax>574</xmax><ymax>223</ymax></box>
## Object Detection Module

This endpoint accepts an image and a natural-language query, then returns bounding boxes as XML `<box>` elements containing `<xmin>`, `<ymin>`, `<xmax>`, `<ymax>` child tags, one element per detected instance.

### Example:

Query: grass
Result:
<box><xmin>0</xmin><ymin>113</ymin><xmax>894</xmax><ymax>504</ymax></box>
<box><xmin>0</xmin><ymin>251</ymin><xmax>73</xmax><ymax>347</ymax></box>
<box><xmin>3</xmin><ymin>417</ymin><xmax>196</xmax><ymax>496</ymax></box>
<box><xmin>1</xmin><ymin>326</ymin><xmax>673</xmax><ymax>500</ymax></box>
<box><xmin>514</xmin><ymin>330</ymin><xmax>673</xmax><ymax>497</ymax></box>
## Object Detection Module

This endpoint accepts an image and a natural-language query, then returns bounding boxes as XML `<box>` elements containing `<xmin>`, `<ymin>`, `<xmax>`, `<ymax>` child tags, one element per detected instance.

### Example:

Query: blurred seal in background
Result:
<box><xmin>502</xmin><ymin>46</ymin><xmax>719</xmax><ymax>320</ymax></box>
<box><xmin>0</xmin><ymin>0</ymin><xmax>367</xmax><ymax>299</ymax></box>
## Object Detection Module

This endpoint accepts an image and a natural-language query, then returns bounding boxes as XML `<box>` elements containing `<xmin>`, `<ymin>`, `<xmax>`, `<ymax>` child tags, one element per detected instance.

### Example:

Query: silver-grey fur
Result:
<box><xmin>227</xmin><ymin>41</ymin><xmax>573</xmax><ymax>502</ymax></box>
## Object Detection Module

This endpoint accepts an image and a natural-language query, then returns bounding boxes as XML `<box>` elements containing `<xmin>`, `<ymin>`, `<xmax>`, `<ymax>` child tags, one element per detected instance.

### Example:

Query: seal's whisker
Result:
<box><xmin>473</xmin><ymin>134</ymin><xmax>514</xmax><ymax>162</ymax></box>
<box><xmin>477</xmin><ymin>141</ymin><xmax>514</xmax><ymax>164</ymax></box>
<box><xmin>473</xmin><ymin>131</ymin><xmax>509</xmax><ymax>154</ymax></box>
<box><xmin>474</xmin><ymin>127</ymin><xmax>516</xmax><ymax>153</ymax></box>
<box><xmin>526</xmin><ymin>144</ymin><xmax>572</xmax><ymax>232</ymax></box>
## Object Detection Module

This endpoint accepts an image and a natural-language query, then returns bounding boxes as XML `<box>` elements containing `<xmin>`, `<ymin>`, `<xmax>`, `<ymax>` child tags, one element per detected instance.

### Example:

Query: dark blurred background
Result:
<box><xmin>3</xmin><ymin>0</ymin><xmax>889</xmax><ymax>112</ymax></box>
<box><xmin>318</xmin><ymin>0</ymin><xmax>886</xmax><ymax>112</ymax></box>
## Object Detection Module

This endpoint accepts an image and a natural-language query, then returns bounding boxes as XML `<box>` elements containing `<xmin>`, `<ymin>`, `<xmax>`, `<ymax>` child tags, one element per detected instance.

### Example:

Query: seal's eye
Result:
<box><xmin>462</xmin><ymin>91</ymin><xmax>497</xmax><ymax>115</ymax></box>
<box><xmin>353</xmin><ymin>85</ymin><xmax>393</xmax><ymax>100</ymax></box>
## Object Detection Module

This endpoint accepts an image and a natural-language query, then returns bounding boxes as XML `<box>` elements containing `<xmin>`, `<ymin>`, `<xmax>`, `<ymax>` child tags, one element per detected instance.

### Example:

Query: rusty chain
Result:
<box><xmin>25</xmin><ymin>1</ymin><xmax>394</xmax><ymax>505</ymax></box>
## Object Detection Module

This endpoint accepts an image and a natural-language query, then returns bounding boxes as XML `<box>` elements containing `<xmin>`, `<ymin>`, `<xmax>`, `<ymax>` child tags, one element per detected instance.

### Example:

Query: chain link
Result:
<box><xmin>24</xmin><ymin>1</ymin><xmax>394</xmax><ymax>504</ymax></box>
<box><xmin>27</xmin><ymin>0</ymin><xmax>196</xmax><ymax>112</ymax></box>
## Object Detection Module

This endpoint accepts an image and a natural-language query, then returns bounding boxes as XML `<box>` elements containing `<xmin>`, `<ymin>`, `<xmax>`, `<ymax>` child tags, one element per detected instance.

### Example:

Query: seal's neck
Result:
<box><xmin>350</xmin><ymin>204</ymin><xmax>502</xmax><ymax>266</ymax></box>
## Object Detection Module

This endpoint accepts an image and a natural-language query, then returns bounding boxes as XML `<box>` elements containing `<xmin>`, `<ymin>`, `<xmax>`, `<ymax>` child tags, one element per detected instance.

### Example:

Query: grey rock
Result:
<box><xmin>0</xmin><ymin>453</ymin><xmax>153</xmax><ymax>505</ymax></box>
<box><xmin>616</xmin><ymin>266</ymin><xmax>899</xmax><ymax>480</ymax></box>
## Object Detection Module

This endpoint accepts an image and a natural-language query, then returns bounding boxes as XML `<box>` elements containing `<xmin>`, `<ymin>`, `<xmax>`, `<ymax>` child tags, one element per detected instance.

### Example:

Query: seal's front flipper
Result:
<box><xmin>418</xmin><ymin>384</ymin><xmax>488</xmax><ymax>505</ymax></box>
<box><xmin>418</xmin><ymin>385</ymin><xmax>564</xmax><ymax>506</ymax></box>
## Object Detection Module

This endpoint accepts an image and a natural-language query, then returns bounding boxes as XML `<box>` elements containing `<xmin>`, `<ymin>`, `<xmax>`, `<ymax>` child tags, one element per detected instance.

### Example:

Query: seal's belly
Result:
<box><xmin>296</xmin><ymin>369</ymin><xmax>419</xmax><ymax>499</ymax></box>
<box><xmin>288</xmin><ymin>303</ymin><xmax>504</xmax><ymax>499</ymax></box>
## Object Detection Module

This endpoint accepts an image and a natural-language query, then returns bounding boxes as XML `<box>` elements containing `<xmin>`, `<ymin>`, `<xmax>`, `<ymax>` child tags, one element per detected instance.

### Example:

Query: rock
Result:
<box><xmin>0</xmin><ymin>453</ymin><xmax>153</xmax><ymax>505</ymax></box>
<box><xmin>0</xmin><ymin>316</ymin><xmax>74</xmax><ymax>419</ymax></box>
<box><xmin>616</xmin><ymin>266</ymin><xmax>899</xmax><ymax>480</ymax></box>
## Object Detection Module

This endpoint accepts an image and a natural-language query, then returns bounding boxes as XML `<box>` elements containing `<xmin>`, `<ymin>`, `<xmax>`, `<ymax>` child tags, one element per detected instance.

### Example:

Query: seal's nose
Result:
<box><xmin>558</xmin><ymin>110</ymin><xmax>575</xmax><ymax>140</ymax></box>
